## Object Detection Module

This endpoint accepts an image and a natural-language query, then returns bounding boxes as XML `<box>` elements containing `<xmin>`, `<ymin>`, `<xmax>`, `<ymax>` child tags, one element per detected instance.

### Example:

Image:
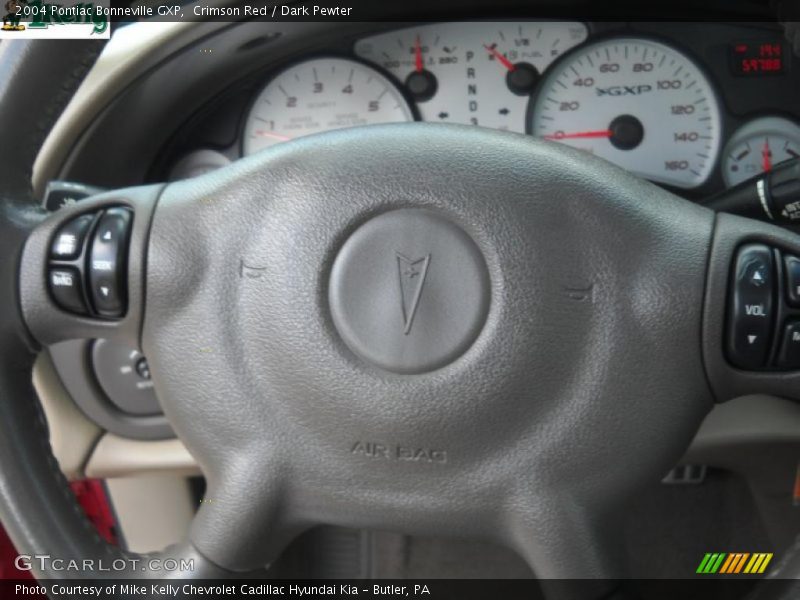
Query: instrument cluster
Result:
<box><xmin>169</xmin><ymin>22</ymin><xmax>800</xmax><ymax>195</ymax></box>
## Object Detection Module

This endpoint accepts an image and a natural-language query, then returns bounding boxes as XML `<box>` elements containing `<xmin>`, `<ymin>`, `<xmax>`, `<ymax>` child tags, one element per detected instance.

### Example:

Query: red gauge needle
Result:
<box><xmin>414</xmin><ymin>35</ymin><xmax>424</xmax><ymax>73</ymax></box>
<box><xmin>483</xmin><ymin>43</ymin><xmax>516</xmax><ymax>72</ymax></box>
<box><xmin>256</xmin><ymin>130</ymin><xmax>292</xmax><ymax>142</ymax></box>
<box><xmin>762</xmin><ymin>137</ymin><xmax>772</xmax><ymax>172</ymax></box>
<box><xmin>543</xmin><ymin>129</ymin><xmax>612</xmax><ymax>141</ymax></box>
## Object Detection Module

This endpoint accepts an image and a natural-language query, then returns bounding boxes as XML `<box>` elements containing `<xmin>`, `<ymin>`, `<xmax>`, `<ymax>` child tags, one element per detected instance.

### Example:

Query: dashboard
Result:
<box><xmin>153</xmin><ymin>20</ymin><xmax>800</xmax><ymax>200</ymax></box>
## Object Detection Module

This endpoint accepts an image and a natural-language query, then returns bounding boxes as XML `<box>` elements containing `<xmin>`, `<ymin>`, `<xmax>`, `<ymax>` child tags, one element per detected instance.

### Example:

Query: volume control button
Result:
<box><xmin>726</xmin><ymin>244</ymin><xmax>774</xmax><ymax>369</ymax></box>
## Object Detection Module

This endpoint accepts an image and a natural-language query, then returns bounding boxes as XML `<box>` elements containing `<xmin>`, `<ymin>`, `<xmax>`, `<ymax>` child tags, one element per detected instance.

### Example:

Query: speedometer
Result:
<box><xmin>531</xmin><ymin>38</ymin><xmax>722</xmax><ymax>189</ymax></box>
<box><xmin>243</xmin><ymin>58</ymin><xmax>414</xmax><ymax>156</ymax></box>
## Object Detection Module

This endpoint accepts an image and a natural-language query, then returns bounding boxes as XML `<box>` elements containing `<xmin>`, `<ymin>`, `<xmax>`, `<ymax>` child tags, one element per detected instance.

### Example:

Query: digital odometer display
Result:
<box><xmin>731</xmin><ymin>42</ymin><xmax>786</xmax><ymax>76</ymax></box>
<box><xmin>531</xmin><ymin>38</ymin><xmax>723</xmax><ymax>189</ymax></box>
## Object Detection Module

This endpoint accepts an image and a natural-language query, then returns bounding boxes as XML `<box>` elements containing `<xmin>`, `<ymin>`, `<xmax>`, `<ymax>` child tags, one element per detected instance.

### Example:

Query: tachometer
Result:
<box><xmin>243</xmin><ymin>57</ymin><xmax>414</xmax><ymax>156</ymax></box>
<box><xmin>531</xmin><ymin>38</ymin><xmax>722</xmax><ymax>189</ymax></box>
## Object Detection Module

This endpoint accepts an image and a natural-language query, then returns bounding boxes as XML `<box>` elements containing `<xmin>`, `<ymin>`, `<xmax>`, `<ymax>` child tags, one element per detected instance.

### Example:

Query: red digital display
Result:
<box><xmin>731</xmin><ymin>41</ymin><xmax>786</xmax><ymax>76</ymax></box>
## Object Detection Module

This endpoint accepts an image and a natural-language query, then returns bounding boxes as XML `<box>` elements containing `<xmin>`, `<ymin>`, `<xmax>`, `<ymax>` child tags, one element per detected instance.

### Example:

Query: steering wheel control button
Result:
<box><xmin>45</xmin><ymin>206</ymin><xmax>133</xmax><ymax>319</ymax></box>
<box><xmin>49</xmin><ymin>213</ymin><xmax>94</xmax><ymax>260</ymax></box>
<box><xmin>727</xmin><ymin>244</ymin><xmax>775</xmax><ymax>369</ymax></box>
<box><xmin>135</xmin><ymin>357</ymin><xmax>151</xmax><ymax>380</ymax></box>
<box><xmin>329</xmin><ymin>209</ymin><xmax>489</xmax><ymax>374</ymax></box>
<box><xmin>88</xmin><ymin>208</ymin><xmax>132</xmax><ymax>317</ymax></box>
<box><xmin>48</xmin><ymin>267</ymin><xmax>87</xmax><ymax>315</ymax></box>
<box><xmin>777</xmin><ymin>322</ymin><xmax>800</xmax><ymax>369</ymax></box>
<box><xmin>91</xmin><ymin>340</ymin><xmax>160</xmax><ymax>416</ymax></box>
<box><xmin>784</xmin><ymin>255</ymin><xmax>800</xmax><ymax>307</ymax></box>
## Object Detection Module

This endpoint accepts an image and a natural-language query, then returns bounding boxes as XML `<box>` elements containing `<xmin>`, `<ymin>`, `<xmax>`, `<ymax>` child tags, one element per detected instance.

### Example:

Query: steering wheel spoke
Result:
<box><xmin>187</xmin><ymin>456</ymin><xmax>304</xmax><ymax>572</ymax></box>
<box><xmin>506</xmin><ymin>495</ymin><xmax>624</xmax><ymax>600</ymax></box>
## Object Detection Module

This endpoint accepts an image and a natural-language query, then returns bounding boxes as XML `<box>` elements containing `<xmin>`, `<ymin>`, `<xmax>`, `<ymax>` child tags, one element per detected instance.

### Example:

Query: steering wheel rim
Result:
<box><xmin>0</xmin><ymin>38</ymin><xmax>797</xmax><ymax>600</ymax></box>
<box><xmin>0</xmin><ymin>39</ymin><xmax>229</xmax><ymax>580</ymax></box>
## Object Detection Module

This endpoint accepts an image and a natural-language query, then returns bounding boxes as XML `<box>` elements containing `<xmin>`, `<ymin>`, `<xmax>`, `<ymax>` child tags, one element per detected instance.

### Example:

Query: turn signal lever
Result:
<box><xmin>706</xmin><ymin>158</ymin><xmax>800</xmax><ymax>225</ymax></box>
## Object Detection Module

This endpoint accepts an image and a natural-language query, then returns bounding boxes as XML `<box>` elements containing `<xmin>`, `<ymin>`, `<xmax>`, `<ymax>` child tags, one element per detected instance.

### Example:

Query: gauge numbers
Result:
<box><xmin>243</xmin><ymin>57</ymin><xmax>413</xmax><ymax>156</ymax></box>
<box><xmin>531</xmin><ymin>38</ymin><xmax>722</xmax><ymax>189</ymax></box>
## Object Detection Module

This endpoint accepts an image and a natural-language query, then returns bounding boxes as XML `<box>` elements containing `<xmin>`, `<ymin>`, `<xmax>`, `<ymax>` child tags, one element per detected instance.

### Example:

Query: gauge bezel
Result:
<box><xmin>238</xmin><ymin>53</ymin><xmax>420</xmax><ymax>158</ymax></box>
<box><xmin>525</xmin><ymin>33</ymin><xmax>726</xmax><ymax>190</ymax></box>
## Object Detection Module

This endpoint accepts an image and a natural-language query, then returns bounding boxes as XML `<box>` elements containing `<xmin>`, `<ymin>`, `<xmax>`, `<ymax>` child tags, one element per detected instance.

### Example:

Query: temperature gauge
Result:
<box><xmin>722</xmin><ymin>116</ymin><xmax>800</xmax><ymax>187</ymax></box>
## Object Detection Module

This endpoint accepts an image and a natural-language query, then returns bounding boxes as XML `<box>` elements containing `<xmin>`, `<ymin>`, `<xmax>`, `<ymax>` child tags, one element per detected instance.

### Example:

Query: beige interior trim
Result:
<box><xmin>32</xmin><ymin>352</ymin><xmax>102</xmax><ymax>481</ymax></box>
<box><xmin>35</xmin><ymin>344</ymin><xmax>197</xmax><ymax>551</ymax></box>
<box><xmin>34</xmin><ymin>351</ymin><xmax>200</xmax><ymax>479</ymax></box>
<box><xmin>105</xmin><ymin>474</ymin><xmax>195</xmax><ymax>552</ymax></box>
<box><xmin>687</xmin><ymin>394</ymin><xmax>800</xmax><ymax>452</ymax></box>
<box><xmin>85</xmin><ymin>433</ymin><xmax>201</xmax><ymax>479</ymax></box>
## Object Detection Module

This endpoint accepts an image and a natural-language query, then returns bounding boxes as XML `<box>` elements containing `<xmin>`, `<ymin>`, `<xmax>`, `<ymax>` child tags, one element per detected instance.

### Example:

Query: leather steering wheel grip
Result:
<box><xmin>0</xmin><ymin>38</ymin><xmax>105</xmax><ymax>569</ymax></box>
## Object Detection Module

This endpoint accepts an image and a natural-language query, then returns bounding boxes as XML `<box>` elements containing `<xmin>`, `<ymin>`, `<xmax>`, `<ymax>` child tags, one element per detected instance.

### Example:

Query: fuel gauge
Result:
<box><xmin>723</xmin><ymin>116</ymin><xmax>800</xmax><ymax>187</ymax></box>
<box><xmin>355</xmin><ymin>22</ymin><xmax>587</xmax><ymax>133</ymax></box>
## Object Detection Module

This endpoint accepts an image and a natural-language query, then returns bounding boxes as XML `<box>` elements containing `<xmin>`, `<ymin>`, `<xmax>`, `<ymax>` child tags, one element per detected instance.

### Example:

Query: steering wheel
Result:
<box><xmin>2</xmin><ymin>39</ymin><xmax>799</xmax><ymax>600</ymax></box>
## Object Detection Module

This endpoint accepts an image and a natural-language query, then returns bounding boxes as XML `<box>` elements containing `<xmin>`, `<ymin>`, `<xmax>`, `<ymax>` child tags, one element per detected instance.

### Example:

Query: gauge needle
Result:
<box><xmin>762</xmin><ymin>138</ymin><xmax>772</xmax><ymax>172</ymax></box>
<box><xmin>414</xmin><ymin>35</ymin><xmax>424</xmax><ymax>73</ymax></box>
<box><xmin>543</xmin><ymin>129</ymin><xmax>612</xmax><ymax>141</ymax></box>
<box><xmin>483</xmin><ymin>43</ymin><xmax>516</xmax><ymax>72</ymax></box>
<box><xmin>255</xmin><ymin>130</ymin><xmax>292</xmax><ymax>142</ymax></box>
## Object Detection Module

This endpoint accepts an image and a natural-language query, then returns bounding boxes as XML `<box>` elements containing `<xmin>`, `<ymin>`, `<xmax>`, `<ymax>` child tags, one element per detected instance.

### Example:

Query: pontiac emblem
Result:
<box><xmin>396</xmin><ymin>252</ymin><xmax>431</xmax><ymax>335</ymax></box>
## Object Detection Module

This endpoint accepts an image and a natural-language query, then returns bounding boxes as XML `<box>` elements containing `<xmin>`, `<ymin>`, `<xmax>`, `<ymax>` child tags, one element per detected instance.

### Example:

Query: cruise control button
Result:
<box><xmin>48</xmin><ymin>267</ymin><xmax>87</xmax><ymax>314</ymax></box>
<box><xmin>88</xmin><ymin>208</ymin><xmax>132</xmax><ymax>317</ymax></box>
<box><xmin>777</xmin><ymin>322</ymin><xmax>800</xmax><ymax>369</ymax></box>
<box><xmin>726</xmin><ymin>244</ymin><xmax>774</xmax><ymax>369</ymax></box>
<box><xmin>785</xmin><ymin>255</ymin><xmax>800</xmax><ymax>307</ymax></box>
<box><xmin>49</xmin><ymin>213</ymin><xmax>94</xmax><ymax>260</ymax></box>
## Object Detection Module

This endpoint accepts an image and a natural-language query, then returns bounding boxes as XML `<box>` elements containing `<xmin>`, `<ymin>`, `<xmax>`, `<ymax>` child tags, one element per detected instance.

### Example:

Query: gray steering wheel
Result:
<box><xmin>1</xmin><ymin>39</ymin><xmax>799</xmax><ymax>600</ymax></box>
